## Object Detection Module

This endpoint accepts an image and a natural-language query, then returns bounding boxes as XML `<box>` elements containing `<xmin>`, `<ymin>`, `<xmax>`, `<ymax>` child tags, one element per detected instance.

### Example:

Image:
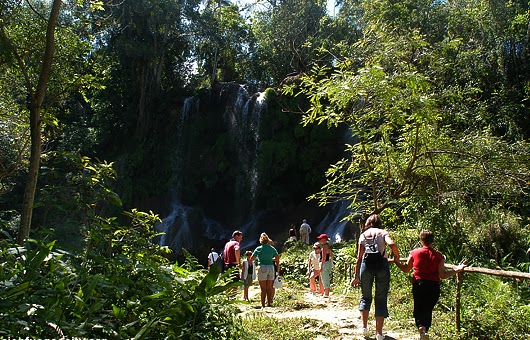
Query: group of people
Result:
<box><xmin>288</xmin><ymin>218</ymin><xmax>313</xmax><ymax>244</ymax></box>
<box><xmin>306</xmin><ymin>233</ymin><xmax>333</xmax><ymax>298</ymax></box>
<box><xmin>208</xmin><ymin>230</ymin><xmax>280</xmax><ymax>308</ymax></box>
<box><xmin>205</xmin><ymin>218</ymin><xmax>318</xmax><ymax>308</ymax></box>
<box><xmin>351</xmin><ymin>214</ymin><xmax>466</xmax><ymax>340</ymax></box>
<box><xmin>207</xmin><ymin>214</ymin><xmax>464</xmax><ymax>340</ymax></box>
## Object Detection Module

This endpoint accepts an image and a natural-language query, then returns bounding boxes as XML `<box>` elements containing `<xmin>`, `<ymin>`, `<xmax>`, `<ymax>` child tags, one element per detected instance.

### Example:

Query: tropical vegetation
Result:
<box><xmin>1</xmin><ymin>0</ymin><xmax>529</xmax><ymax>338</ymax></box>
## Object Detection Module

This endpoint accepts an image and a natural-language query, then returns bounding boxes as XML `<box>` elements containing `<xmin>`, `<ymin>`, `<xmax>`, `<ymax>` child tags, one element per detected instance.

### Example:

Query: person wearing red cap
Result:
<box><xmin>317</xmin><ymin>233</ymin><xmax>333</xmax><ymax>298</ymax></box>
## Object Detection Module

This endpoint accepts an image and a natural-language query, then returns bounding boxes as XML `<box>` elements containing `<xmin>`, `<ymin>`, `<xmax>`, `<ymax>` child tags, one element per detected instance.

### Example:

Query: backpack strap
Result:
<box><xmin>363</xmin><ymin>232</ymin><xmax>386</xmax><ymax>256</ymax></box>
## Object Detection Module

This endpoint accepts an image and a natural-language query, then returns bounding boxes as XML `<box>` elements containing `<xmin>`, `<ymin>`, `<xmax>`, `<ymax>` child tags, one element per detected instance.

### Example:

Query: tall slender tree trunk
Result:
<box><xmin>210</xmin><ymin>0</ymin><xmax>223</xmax><ymax>86</ymax></box>
<box><xmin>17</xmin><ymin>0</ymin><xmax>62</xmax><ymax>244</ymax></box>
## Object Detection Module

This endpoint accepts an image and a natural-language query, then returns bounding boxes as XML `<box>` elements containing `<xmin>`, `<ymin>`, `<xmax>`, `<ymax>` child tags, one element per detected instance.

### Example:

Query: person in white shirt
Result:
<box><xmin>207</xmin><ymin>248</ymin><xmax>219</xmax><ymax>270</ymax></box>
<box><xmin>299</xmin><ymin>219</ymin><xmax>312</xmax><ymax>244</ymax></box>
<box><xmin>308</xmin><ymin>242</ymin><xmax>324</xmax><ymax>295</ymax></box>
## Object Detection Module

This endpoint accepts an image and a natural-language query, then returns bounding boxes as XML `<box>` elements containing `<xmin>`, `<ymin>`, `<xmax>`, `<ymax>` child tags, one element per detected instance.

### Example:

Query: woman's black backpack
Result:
<box><xmin>363</xmin><ymin>235</ymin><xmax>386</xmax><ymax>269</ymax></box>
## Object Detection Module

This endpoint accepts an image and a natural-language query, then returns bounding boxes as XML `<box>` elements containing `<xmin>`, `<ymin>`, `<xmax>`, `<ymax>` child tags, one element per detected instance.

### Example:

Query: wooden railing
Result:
<box><xmin>443</xmin><ymin>263</ymin><xmax>530</xmax><ymax>331</ymax></box>
<box><xmin>340</xmin><ymin>259</ymin><xmax>530</xmax><ymax>332</ymax></box>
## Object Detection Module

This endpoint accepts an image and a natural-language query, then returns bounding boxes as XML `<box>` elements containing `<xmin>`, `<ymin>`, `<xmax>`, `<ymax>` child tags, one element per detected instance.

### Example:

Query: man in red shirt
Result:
<box><xmin>223</xmin><ymin>230</ymin><xmax>243</xmax><ymax>280</ymax></box>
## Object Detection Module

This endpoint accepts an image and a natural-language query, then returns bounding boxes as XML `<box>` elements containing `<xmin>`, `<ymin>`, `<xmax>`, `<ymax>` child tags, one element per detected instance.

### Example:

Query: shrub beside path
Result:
<box><xmin>239</xmin><ymin>284</ymin><xmax>417</xmax><ymax>340</ymax></box>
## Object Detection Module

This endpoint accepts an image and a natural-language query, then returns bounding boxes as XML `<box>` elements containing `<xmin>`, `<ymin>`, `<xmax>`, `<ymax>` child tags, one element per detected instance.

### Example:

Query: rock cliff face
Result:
<box><xmin>155</xmin><ymin>82</ymin><xmax>352</xmax><ymax>257</ymax></box>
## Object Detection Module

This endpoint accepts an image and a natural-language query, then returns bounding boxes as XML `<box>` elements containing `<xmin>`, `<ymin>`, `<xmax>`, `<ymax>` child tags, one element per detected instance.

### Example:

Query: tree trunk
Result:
<box><xmin>17</xmin><ymin>0</ymin><xmax>62</xmax><ymax>244</ymax></box>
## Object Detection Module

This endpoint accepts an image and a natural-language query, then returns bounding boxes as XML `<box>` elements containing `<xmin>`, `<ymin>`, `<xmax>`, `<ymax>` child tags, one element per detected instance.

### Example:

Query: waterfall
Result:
<box><xmin>159</xmin><ymin>204</ymin><xmax>193</xmax><ymax>250</ymax></box>
<box><xmin>244</xmin><ymin>91</ymin><xmax>266</xmax><ymax>205</ymax></box>
<box><xmin>316</xmin><ymin>200</ymin><xmax>357</xmax><ymax>243</ymax></box>
<box><xmin>172</xmin><ymin>96</ymin><xmax>196</xmax><ymax>201</ymax></box>
<box><xmin>157</xmin><ymin>83</ymin><xmax>266</xmax><ymax>252</ymax></box>
<box><xmin>224</xmin><ymin>85</ymin><xmax>265</xmax><ymax>209</ymax></box>
<box><xmin>156</xmin><ymin>82</ymin><xmax>353</xmax><ymax>254</ymax></box>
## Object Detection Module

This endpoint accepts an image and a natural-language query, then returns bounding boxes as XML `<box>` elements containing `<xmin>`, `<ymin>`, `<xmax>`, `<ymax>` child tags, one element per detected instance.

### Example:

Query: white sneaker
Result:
<box><xmin>376</xmin><ymin>334</ymin><xmax>385</xmax><ymax>340</ymax></box>
<box><xmin>361</xmin><ymin>327</ymin><xmax>369</xmax><ymax>336</ymax></box>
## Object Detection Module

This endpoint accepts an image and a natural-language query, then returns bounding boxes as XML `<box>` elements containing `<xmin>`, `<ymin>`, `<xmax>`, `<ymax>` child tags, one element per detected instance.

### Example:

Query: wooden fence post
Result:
<box><xmin>456</xmin><ymin>272</ymin><xmax>462</xmax><ymax>332</ymax></box>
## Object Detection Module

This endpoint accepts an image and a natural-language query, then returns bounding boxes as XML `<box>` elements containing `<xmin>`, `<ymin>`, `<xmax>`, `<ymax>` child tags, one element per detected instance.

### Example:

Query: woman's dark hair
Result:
<box><xmin>365</xmin><ymin>214</ymin><xmax>383</xmax><ymax>229</ymax></box>
<box><xmin>420</xmin><ymin>230</ymin><xmax>434</xmax><ymax>245</ymax></box>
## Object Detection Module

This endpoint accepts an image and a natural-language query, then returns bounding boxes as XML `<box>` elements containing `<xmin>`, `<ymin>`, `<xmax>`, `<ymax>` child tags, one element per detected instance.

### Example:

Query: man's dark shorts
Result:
<box><xmin>224</xmin><ymin>263</ymin><xmax>240</xmax><ymax>282</ymax></box>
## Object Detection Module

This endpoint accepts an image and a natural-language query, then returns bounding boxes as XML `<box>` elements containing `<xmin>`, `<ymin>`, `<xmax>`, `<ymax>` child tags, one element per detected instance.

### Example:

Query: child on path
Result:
<box><xmin>241</xmin><ymin>250</ymin><xmax>256</xmax><ymax>302</ymax></box>
<box><xmin>308</xmin><ymin>242</ymin><xmax>324</xmax><ymax>295</ymax></box>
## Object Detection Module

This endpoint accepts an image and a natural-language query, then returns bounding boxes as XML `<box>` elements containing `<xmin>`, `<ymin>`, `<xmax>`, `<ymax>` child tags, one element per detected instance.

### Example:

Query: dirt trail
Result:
<box><xmin>239</xmin><ymin>285</ymin><xmax>417</xmax><ymax>340</ymax></box>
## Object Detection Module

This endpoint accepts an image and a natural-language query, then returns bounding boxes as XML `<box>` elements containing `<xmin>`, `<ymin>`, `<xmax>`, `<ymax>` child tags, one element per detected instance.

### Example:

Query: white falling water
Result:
<box><xmin>158</xmin><ymin>84</ymin><xmax>267</xmax><ymax>252</ymax></box>
<box><xmin>224</xmin><ymin>85</ymin><xmax>265</xmax><ymax>205</ymax></box>
<box><xmin>316</xmin><ymin>200</ymin><xmax>355</xmax><ymax>244</ymax></box>
<box><xmin>246</xmin><ymin>91</ymin><xmax>266</xmax><ymax>205</ymax></box>
<box><xmin>172</xmin><ymin>96</ymin><xmax>195</xmax><ymax>200</ymax></box>
<box><xmin>159</xmin><ymin>204</ymin><xmax>193</xmax><ymax>250</ymax></box>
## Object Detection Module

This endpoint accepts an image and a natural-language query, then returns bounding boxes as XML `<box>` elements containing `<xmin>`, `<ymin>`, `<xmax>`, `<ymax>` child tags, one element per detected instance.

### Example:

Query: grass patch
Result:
<box><xmin>239</xmin><ymin>313</ymin><xmax>339</xmax><ymax>340</ymax></box>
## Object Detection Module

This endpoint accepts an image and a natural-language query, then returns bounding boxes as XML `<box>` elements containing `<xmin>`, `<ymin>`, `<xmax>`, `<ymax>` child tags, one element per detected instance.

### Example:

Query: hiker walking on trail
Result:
<box><xmin>299</xmin><ymin>219</ymin><xmax>311</xmax><ymax>244</ymax></box>
<box><xmin>308</xmin><ymin>242</ymin><xmax>324</xmax><ymax>295</ymax></box>
<box><xmin>252</xmin><ymin>233</ymin><xmax>280</xmax><ymax>308</ymax></box>
<box><xmin>350</xmin><ymin>214</ymin><xmax>402</xmax><ymax>340</ymax></box>
<box><xmin>395</xmin><ymin>230</ymin><xmax>466</xmax><ymax>340</ymax></box>
<box><xmin>317</xmin><ymin>234</ymin><xmax>333</xmax><ymax>298</ymax></box>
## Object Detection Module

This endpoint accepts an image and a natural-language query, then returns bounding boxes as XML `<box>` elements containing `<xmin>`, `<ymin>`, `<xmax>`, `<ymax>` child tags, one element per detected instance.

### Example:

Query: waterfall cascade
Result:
<box><xmin>156</xmin><ymin>82</ymin><xmax>353</xmax><ymax>256</ymax></box>
<box><xmin>315</xmin><ymin>201</ymin><xmax>359</xmax><ymax>243</ymax></box>
<box><xmin>157</xmin><ymin>83</ymin><xmax>267</xmax><ymax>252</ymax></box>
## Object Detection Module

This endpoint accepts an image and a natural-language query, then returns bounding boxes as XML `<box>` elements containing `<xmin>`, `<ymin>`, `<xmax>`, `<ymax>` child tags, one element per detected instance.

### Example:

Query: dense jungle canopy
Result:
<box><xmin>1</xmin><ymin>0</ymin><xmax>530</xmax><ymax>338</ymax></box>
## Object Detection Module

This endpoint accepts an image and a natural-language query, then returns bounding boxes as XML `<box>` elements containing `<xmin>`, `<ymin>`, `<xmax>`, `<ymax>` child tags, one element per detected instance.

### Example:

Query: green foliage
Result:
<box><xmin>289</xmin><ymin>0</ymin><xmax>530</xmax><ymax>253</ymax></box>
<box><xmin>455</xmin><ymin>204</ymin><xmax>528</xmax><ymax>266</ymax></box>
<box><xmin>458</xmin><ymin>274</ymin><xmax>530</xmax><ymax>339</ymax></box>
<box><xmin>0</xmin><ymin>155</ymin><xmax>242</xmax><ymax>338</ymax></box>
<box><xmin>192</xmin><ymin>2</ymin><xmax>254</xmax><ymax>85</ymax></box>
<box><xmin>278</xmin><ymin>241</ymin><xmax>312</xmax><ymax>285</ymax></box>
<box><xmin>34</xmin><ymin>152</ymin><xmax>121</xmax><ymax>248</ymax></box>
<box><xmin>0</xmin><ymin>210</ymin><xmax>243</xmax><ymax>338</ymax></box>
<box><xmin>251</xmin><ymin>0</ymin><xmax>334</xmax><ymax>84</ymax></box>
